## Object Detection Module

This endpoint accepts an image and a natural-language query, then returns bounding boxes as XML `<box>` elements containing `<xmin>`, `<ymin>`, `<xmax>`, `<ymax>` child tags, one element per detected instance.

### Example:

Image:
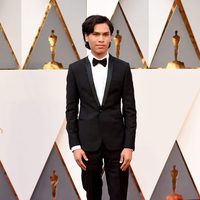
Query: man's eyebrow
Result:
<box><xmin>93</xmin><ymin>31</ymin><xmax>110</xmax><ymax>34</ymax></box>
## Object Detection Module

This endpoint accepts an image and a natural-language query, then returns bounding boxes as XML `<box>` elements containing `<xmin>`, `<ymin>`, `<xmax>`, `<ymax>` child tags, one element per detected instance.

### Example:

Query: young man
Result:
<box><xmin>66</xmin><ymin>15</ymin><xmax>137</xmax><ymax>200</ymax></box>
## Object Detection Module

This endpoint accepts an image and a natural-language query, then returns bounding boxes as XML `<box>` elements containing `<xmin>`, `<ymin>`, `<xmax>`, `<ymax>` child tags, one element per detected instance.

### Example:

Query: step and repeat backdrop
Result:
<box><xmin>0</xmin><ymin>0</ymin><xmax>200</xmax><ymax>200</ymax></box>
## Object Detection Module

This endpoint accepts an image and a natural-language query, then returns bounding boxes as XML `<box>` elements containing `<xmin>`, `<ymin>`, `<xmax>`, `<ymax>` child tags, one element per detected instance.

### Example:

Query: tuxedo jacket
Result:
<box><xmin>66</xmin><ymin>54</ymin><xmax>137</xmax><ymax>152</ymax></box>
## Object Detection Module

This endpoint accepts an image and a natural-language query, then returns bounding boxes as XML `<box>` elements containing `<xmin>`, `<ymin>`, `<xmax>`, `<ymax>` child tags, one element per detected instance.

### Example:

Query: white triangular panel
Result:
<box><xmin>120</xmin><ymin>0</ymin><xmax>148</xmax><ymax>65</ymax></box>
<box><xmin>131</xmin><ymin>70</ymin><xmax>200</xmax><ymax>199</ymax></box>
<box><xmin>150</xmin><ymin>7</ymin><xmax>200</xmax><ymax>68</ymax></box>
<box><xmin>87</xmin><ymin>0</ymin><xmax>119</xmax><ymax>19</ymax></box>
<box><xmin>0</xmin><ymin>0</ymin><xmax>21</xmax><ymax>65</ymax></box>
<box><xmin>181</xmin><ymin>0</ymin><xmax>200</xmax><ymax>51</ymax></box>
<box><xmin>21</xmin><ymin>0</ymin><xmax>50</xmax><ymax>67</ymax></box>
<box><xmin>56</xmin><ymin>120</ymin><xmax>86</xmax><ymax>200</ymax></box>
<box><xmin>177</xmin><ymin>89</ymin><xmax>200</xmax><ymax>193</ymax></box>
<box><xmin>57</xmin><ymin>0</ymin><xmax>87</xmax><ymax>59</ymax></box>
<box><xmin>0</xmin><ymin>70</ymin><xmax>66</xmax><ymax>200</ymax></box>
<box><xmin>149</xmin><ymin>0</ymin><xmax>174</xmax><ymax>65</ymax></box>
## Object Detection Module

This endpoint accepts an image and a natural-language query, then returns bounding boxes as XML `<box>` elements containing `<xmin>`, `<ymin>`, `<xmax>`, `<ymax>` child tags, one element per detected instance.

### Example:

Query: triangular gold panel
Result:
<box><xmin>181</xmin><ymin>0</ymin><xmax>200</xmax><ymax>53</ymax></box>
<box><xmin>150</xmin><ymin>5</ymin><xmax>200</xmax><ymax>68</ymax></box>
<box><xmin>176</xmin><ymin>0</ymin><xmax>200</xmax><ymax>60</ymax></box>
<box><xmin>23</xmin><ymin>0</ymin><xmax>79</xmax><ymax>69</ymax></box>
<box><xmin>0</xmin><ymin>23</ymin><xmax>19</xmax><ymax>69</ymax></box>
<box><xmin>151</xmin><ymin>142</ymin><xmax>199</xmax><ymax>200</ymax></box>
<box><xmin>0</xmin><ymin>161</ymin><xmax>19</xmax><ymax>199</ymax></box>
<box><xmin>110</xmin><ymin>3</ymin><xmax>147</xmax><ymax>68</ymax></box>
<box><xmin>30</xmin><ymin>144</ymin><xmax>81</xmax><ymax>199</ymax></box>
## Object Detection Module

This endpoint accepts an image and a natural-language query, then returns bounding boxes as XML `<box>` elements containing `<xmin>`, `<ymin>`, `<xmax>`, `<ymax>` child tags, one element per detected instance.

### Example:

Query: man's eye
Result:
<box><xmin>103</xmin><ymin>33</ymin><xmax>110</xmax><ymax>36</ymax></box>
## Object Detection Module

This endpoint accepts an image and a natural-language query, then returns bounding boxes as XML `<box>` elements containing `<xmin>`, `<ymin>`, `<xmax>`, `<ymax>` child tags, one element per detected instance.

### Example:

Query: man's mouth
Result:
<box><xmin>97</xmin><ymin>45</ymin><xmax>105</xmax><ymax>48</ymax></box>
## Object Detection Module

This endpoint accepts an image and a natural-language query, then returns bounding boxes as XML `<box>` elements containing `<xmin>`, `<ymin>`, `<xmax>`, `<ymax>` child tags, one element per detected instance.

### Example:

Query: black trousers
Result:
<box><xmin>81</xmin><ymin>145</ymin><xmax>129</xmax><ymax>200</ymax></box>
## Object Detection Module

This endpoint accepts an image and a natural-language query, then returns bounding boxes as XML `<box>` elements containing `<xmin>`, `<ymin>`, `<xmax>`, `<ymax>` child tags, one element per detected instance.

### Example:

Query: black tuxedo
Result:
<box><xmin>66</xmin><ymin>54</ymin><xmax>137</xmax><ymax>200</ymax></box>
<box><xmin>66</xmin><ymin>54</ymin><xmax>137</xmax><ymax>152</ymax></box>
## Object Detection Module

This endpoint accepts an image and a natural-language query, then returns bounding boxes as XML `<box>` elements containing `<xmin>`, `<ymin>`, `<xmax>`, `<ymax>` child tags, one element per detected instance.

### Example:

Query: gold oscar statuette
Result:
<box><xmin>166</xmin><ymin>30</ymin><xmax>185</xmax><ymax>69</ymax></box>
<box><xmin>50</xmin><ymin>170</ymin><xmax>59</xmax><ymax>200</ymax></box>
<box><xmin>166</xmin><ymin>165</ymin><xmax>183</xmax><ymax>200</ymax></box>
<box><xmin>114</xmin><ymin>30</ymin><xmax>122</xmax><ymax>59</ymax></box>
<box><xmin>43</xmin><ymin>30</ymin><xmax>63</xmax><ymax>69</ymax></box>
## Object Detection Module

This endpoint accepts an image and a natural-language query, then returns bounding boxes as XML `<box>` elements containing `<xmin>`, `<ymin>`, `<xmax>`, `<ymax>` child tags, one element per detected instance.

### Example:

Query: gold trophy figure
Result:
<box><xmin>171</xmin><ymin>165</ymin><xmax>178</xmax><ymax>193</ymax></box>
<box><xmin>49</xmin><ymin>30</ymin><xmax>57</xmax><ymax>63</ymax></box>
<box><xmin>166</xmin><ymin>30</ymin><xmax>185</xmax><ymax>69</ymax></box>
<box><xmin>43</xmin><ymin>30</ymin><xmax>63</xmax><ymax>69</ymax></box>
<box><xmin>173</xmin><ymin>30</ymin><xmax>180</xmax><ymax>62</ymax></box>
<box><xmin>166</xmin><ymin>165</ymin><xmax>183</xmax><ymax>200</ymax></box>
<box><xmin>50</xmin><ymin>170</ymin><xmax>59</xmax><ymax>200</ymax></box>
<box><xmin>114</xmin><ymin>30</ymin><xmax>122</xmax><ymax>58</ymax></box>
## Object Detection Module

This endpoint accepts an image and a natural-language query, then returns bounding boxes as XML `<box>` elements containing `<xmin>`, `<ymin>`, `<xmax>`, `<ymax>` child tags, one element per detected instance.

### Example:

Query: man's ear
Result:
<box><xmin>84</xmin><ymin>34</ymin><xmax>91</xmax><ymax>49</ymax></box>
<box><xmin>85</xmin><ymin>34</ymin><xmax>88</xmax><ymax>42</ymax></box>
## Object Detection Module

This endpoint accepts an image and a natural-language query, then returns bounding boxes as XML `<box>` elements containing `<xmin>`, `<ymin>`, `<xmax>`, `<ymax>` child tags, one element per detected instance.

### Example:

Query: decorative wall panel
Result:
<box><xmin>24</xmin><ymin>1</ymin><xmax>79</xmax><ymax>69</ymax></box>
<box><xmin>0</xmin><ymin>162</ymin><xmax>18</xmax><ymax>200</ymax></box>
<box><xmin>31</xmin><ymin>144</ymin><xmax>80</xmax><ymax>200</ymax></box>
<box><xmin>110</xmin><ymin>4</ymin><xmax>146</xmax><ymax>68</ymax></box>
<box><xmin>0</xmin><ymin>0</ymin><xmax>200</xmax><ymax>199</ymax></box>
<box><xmin>0</xmin><ymin>24</ymin><xmax>19</xmax><ymax>69</ymax></box>
<box><xmin>150</xmin><ymin>6</ymin><xmax>200</xmax><ymax>68</ymax></box>
<box><xmin>151</xmin><ymin>142</ymin><xmax>199</xmax><ymax>200</ymax></box>
<box><xmin>178</xmin><ymin>90</ymin><xmax>200</xmax><ymax>193</ymax></box>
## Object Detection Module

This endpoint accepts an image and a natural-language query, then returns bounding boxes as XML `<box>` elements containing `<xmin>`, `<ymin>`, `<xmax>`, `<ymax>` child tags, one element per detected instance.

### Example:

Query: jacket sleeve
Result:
<box><xmin>122</xmin><ymin>64</ymin><xmax>137</xmax><ymax>150</ymax></box>
<box><xmin>66</xmin><ymin>65</ymin><xmax>80</xmax><ymax>149</ymax></box>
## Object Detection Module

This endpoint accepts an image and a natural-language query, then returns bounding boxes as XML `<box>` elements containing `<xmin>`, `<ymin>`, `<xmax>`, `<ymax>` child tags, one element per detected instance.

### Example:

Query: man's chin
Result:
<box><xmin>96</xmin><ymin>49</ymin><xmax>108</xmax><ymax>55</ymax></box>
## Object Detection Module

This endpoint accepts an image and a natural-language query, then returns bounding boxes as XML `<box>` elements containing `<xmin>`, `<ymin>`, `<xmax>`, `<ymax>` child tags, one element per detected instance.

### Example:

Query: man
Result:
<box><xmin>66</xmin><ymin>15</ymin><xmax>137</xmax><ymax>200</ymax></box>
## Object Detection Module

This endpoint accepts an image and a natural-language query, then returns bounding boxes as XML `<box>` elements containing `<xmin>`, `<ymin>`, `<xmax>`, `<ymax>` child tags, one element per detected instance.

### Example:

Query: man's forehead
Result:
<box><xmin>93</xmin><ymin>23</ymin><xmax>110</xmax><ymax>32</ymax></box>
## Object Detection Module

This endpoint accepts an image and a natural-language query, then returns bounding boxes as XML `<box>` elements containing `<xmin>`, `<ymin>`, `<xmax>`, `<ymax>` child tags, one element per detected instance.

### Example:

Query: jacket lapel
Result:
<box><xmin>102</xmin><ymin>55</ymin><xmax>113</xmax><ymax>106</ymax></box>
<box><xmin>85</xmin><ymin>55</ymin><xmax>114</xmax><ymax>107</ymax></box>
<box><xmin>85</xmin><ymin>57</ymin><xmax>101</xmax><ymax>107</ymax></box>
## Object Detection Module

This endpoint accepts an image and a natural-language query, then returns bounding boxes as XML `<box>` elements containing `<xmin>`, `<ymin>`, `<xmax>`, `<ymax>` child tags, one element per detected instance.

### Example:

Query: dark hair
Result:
<box><xmin>82</xmin><ymin>15</ymin><xmax>114</xmax><ymax>49</ymax></box>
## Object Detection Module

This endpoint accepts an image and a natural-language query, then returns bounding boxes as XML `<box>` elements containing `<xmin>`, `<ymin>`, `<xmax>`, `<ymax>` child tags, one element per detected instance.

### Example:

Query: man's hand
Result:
<box><xmin>119</xmin><ymin>148</ymin><xmax>133</xmax><ymax>171</ymax></box>
<box><xmin>73</xmin><ymin>148</ymin><xmax>88</xmax><ymax>171</ymax></box>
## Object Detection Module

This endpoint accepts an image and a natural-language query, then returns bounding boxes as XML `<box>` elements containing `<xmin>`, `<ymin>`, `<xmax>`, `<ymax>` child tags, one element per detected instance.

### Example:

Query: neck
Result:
<box><xmin>91</xmin><ymin>51</ymin><xmax>108</xmax><ymax>59</ymax></box>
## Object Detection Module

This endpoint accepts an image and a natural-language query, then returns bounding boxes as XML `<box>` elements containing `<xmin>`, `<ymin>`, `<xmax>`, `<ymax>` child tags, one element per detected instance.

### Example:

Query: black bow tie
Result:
<box><xmin>92</xmin><ymin>58</ymin><xmax>107</xmax><ymax>67</ymax></box>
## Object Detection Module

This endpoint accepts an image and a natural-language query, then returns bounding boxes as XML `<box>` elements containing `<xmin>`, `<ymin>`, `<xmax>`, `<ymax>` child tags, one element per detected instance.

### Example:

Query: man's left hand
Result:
<box><xmin>120</xmin><ymin>148</ymin><xmax>133</xmax><ymax>171</ymax></box>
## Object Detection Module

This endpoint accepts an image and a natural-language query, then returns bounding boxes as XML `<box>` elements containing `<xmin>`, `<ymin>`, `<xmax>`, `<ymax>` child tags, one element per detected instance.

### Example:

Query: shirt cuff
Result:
<box><xmin>71</xmin><ymin>145</ymin><xmax>81</xmax><ymax>152</ymax></box>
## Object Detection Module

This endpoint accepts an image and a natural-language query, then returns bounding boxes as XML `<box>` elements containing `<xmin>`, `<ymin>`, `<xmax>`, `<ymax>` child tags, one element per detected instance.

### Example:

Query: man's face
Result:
<box><xmin>85</xmin><ymin>23</ymin><xmax>111</xmax><ymax>59</ymax></box>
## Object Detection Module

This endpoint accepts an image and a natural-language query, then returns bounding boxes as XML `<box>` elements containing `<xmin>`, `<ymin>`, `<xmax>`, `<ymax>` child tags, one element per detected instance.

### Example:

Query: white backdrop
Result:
<box><xmin>1</xmin><ymin>70</ymin><xmax>200</xmax><ymax>200</ymax></box>
<box><xmin>0</xmin><ymin>0</ymin><xmax>200</xmax><ymax>199</ymax></box>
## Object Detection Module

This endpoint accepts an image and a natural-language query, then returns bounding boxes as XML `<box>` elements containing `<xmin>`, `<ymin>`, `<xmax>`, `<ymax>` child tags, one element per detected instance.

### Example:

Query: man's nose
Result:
<box><xmin>98</xmin><ymin>35</ymin><xmax>104</xmax><ymax>42</ymax></box>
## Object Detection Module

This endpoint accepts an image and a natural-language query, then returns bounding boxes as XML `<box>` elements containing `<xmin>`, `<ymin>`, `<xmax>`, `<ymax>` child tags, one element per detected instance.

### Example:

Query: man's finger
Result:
<box><xmin>77</xmin><ymin>159</ymin><xmax>87</xmax><ymax>171</ymax></box>
<box><xmin>120</xmin><ymin>159</ymin><xmax>130</xmax><ymax>171</ymax></box>
<box><xmin>83</xmin><ymin>153</ymin><xmax>88</xmax><ymax>161</ymax></box>
<box><xmin>120</xmin><ymin>157</ymin><xmax>126</xmax><ymax>169</ymax></box>
<box><xmin>120</xmin><ymin>161</ymin><xmax>126</xmax><ymax>170</ymax></box>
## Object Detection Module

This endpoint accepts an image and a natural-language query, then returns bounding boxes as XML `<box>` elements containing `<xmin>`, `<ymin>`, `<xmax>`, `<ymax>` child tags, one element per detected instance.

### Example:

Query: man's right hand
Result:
<box><xmin>73</xmin><ymin>149</ymin><xmax>88</xmax><ymax>171</ymax></box>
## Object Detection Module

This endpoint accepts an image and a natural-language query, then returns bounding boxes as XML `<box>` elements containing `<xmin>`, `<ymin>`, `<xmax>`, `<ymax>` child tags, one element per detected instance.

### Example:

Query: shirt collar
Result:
<box><xmin>88</xmin><ymin>51</ymin><xmax>109</xmax><ymax>67</ymax></box>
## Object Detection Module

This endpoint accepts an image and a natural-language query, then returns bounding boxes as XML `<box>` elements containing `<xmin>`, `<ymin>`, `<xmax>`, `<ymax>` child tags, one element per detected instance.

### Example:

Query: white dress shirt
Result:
<box><xmin>71</xmin><ymin>52</ymin><xmax>109</xmax><ymax>151</ymax></box>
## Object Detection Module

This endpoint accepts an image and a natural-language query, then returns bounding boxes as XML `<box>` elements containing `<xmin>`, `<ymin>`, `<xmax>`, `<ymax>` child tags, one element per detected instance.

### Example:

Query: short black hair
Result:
<box><xmin>82</xmin><ymin>15</ymin><xmax>114</xmax><ymax>49</ymax></box>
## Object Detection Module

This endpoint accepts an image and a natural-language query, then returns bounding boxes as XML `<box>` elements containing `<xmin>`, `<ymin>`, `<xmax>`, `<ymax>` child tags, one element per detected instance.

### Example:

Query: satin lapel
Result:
<box><xmin>85</xmin><ymin>57</ymin><xmax>101</xmax><ymax>107</ymax></box>
<box><xmin>102</xmin><ymin>55</ymin><xmax>114</xmax><ymax>106</ymax></box>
